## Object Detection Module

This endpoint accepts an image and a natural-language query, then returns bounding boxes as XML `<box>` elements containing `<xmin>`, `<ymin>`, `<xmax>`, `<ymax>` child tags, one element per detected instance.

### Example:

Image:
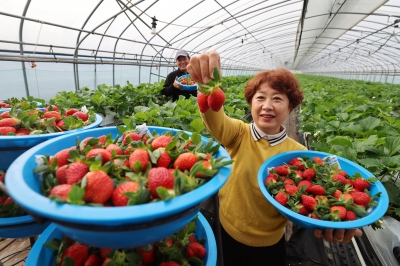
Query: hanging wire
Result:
<box><xmin>31</xmin><ymin>21</ymin><xmax>43</xmax><ymax>98</ymax></box>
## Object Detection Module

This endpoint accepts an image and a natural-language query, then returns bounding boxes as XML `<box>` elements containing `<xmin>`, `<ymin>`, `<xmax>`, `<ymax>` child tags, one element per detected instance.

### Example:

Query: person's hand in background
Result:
<box><xmin>173</xmin><ymin>76</ymin><xmax>182</xmax><ymax>90</ymax></box>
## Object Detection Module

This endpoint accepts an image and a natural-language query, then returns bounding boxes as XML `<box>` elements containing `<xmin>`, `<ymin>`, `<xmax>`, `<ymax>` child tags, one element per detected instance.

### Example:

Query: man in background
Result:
<box><xmin>161</xmin><ymin>49</ymin><xmax>197</xmax><ymax>101</ymax></box>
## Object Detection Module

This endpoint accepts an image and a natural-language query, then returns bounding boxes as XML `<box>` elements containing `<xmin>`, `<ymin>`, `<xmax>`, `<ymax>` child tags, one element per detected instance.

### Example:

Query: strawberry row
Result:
<box><xmin>45</xmin><ymin>215</ymin><xmax>206</xmax><ymax>266</ymax></box>
<box><xmin>265</xmin><ymin>156</ymin><xmax>381</xmax><ymax>222</ymax></box>
<box><xmin>0</xmin><ymin>104</ymin><xmax>95</xmax><ymax>136</ymax></box>
<box><xmin>34</xmin><ymin>128</ymin><xmax>233</xmax><ymax>207</ymax></box>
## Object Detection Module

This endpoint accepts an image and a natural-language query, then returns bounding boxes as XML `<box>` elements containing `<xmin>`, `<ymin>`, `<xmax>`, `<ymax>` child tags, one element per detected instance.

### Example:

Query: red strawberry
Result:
<box><xmin>288</xmin><ymin>158</ymin><xmax>300</xmax><ymax>165</ymax></box>
<box><xmin>65</xmin><ymin>108</ymin><xmax>79</xmax><ymax>116</ymax></box>
<box><xmin>173</xmin><ymin>152</ymin><xmax>199</xmax><ymax>172</ymax></box>
<box><xmin>284</xmin><ymin>184</ymin><xmax>298</xmax><ymax>196</ymax></box>
<box><xmin>138</xmin><ymin>244</ymin><xmax>155</xmax><ymax>265</ymax></box>
<box><xmin>302</xmin><ymin>168</ymin><xmax>316</xmax><ymax>180</ymax></box>
<box><xmin>265</xmin><ymin>175</ymin><xmax>277</xmax><ymax>185</ymax></box>
<box><xmin>274</xmin><ymin>192</ymin><xmax>288</xmax><ymax>206</ymax></box>
<box><xmin>56</xmin><ymin>165</ymin><xmax>68</xmax><ymax>184</ymax></box>
<box><xmin>0</xmin><ymin>127</ymin><xmax>16</xmax><ymax>135</ymax></box>
<box><xmin>105</xmin><ymin>144</ymin><xmax>122</xmax><ymax>155</ymax></box>
<box><xmin>197</xmin><ymin>92</ymin><xmax>210</xmax><ymax>113</ymax></box>
<box><xmin>156</xmin><ymin>149</ymin><xmax>172</xmax><ymax>168</ymax></box>
<box><xmin>111</xmin><ymin>181</ymin><xmax>139</xmax><ymax>206</ymax></box>
<box><xmin>344</xmin><ymin>210</ymin><xmax>357</xmax><ymax>221</ymax></box>
<box><xmin>310</xmin><ymin>212</ymin><xmax>320</xmax><ymax>220</ymax></box>
<box><xmin>350</xmin><ymin>191</ymin><xmax>371</xmax><ymax>206</ymax></box>
<box><xmin>283</xmin><ymin>179</ymin><xmax>295</xmax><ymax>186</ymax></box>
<box><xmin>50</xmin><ymin>148</ymin><xmax>72</xmax><ymax>167</ymax></box>
<box><xmin>43</xmin><ymin>111</ymin><xmax>62</xmax><ymax>122</ymax></box>
<box><xmin>65</xmin><ymin>162</ymin><xmax>89</xmax><ymax>184</ymax></box>
<box><xmin>0</xmin><ymin>118</ymin><xmax>20</xmax><ymax>127</ymax></box>
<box><xmin>309</xmin><ymin>184</ymin><xmax>325</xmax><ymax>195</ymax></box>
<box><xmin>0</xmin><ymin>112</ymin><xmax>10</xmax><ymax>118</ymax></box>
<box><xmin>332</xmin><ymin>189</ymin><xmax>342</xmax><ymax>199</ymax></box>
<box><xmin>312</xmin><ymin>157</ymin><xmax>324</xmax><ymax>165</ymax></box>
<box><xmin>301</xmin><ymin>195</ymin><xmax>317</xmax><ymax>211</ymax></box>
<box><xmin>194</xmin><ymin>160</ymin><xmax>213</xmax><ymax>178</ymax></box>
<box><xmin>151</xmin><ymin>135</ymin><xmax>172</xmax><ymax>150</ymax></box>
<box><xmin>129</xmin><ymin>149</ymin><xmax>150</xmax><ymax>172</ymax></box>
<box><xmin>44</xmin><ymin>105</ymin><xmax>59</xmax><ymax>112</ymax></box>
<box><xmin>294</xmin><ymin>203</ymin><xmax>309</xmax><ymax>216</ymax></box>
<box><xmin>84</xmin><ymin>254</ymin><xmax>102</xmax><ymax>266</ymax></box>
<box><xmin>122</xmin><ymin>132</ymin><xmax>144</xmax><ymax>144</ymax></box>
<box><xmin>83</xmin><ymin>170</ymin><xmax>114</xmax><ymax>204</ymax></box>
<box><xmin>99</xmin><ymin>248</ymin><xmax>112</xmax><ymax>260</ymax></box>
<box><xmin>330</xmin><ymin>206</ymin><xmax>347</xmax><ymax>221</ymax></box>
<box><xmin>0</xmin><ymin>173</ymin><xmax>5</xmax><ymax>183</ymax></box>
<box><xmin>60</xmin><ymin>243</ymin><xmax>89</xmax><ymax>266</ymax></box>
<box><xmin>189</xmin><ymin>235</ymin><xmax>196</xmax><ymax>242</ymax></box>
<box><xmin>293</xmin><ymin>161</ymin><xmax>305</xmax><ymax>171</ymax></box>
<box><xmin>148</xmin><ymin>167</ymin><xmax>174</xmax><ymax>198</ymax></box>
<box><xmin>352</xmin><ymin>178</ymin><xmax>370</xmax><ymax>192</ymax></box>
<box><xmin>332</xmin><ymin>174</ymin><xmax>348</xmax><ymax>185</ymax></box>
<box><xmin>73</xmin><ymin>111</ymin><xmax>89</xmax><ymax>122</ymax></box>
<box><xmin>208</xmin><ymin>87</ymin><xmax>225</xmax><ymax>112</ymax></box>
<box><xmin>274</xmin><ymin>165</ymin><xmax>289</xmax><ymax>176</ymax></box>
<box><xmin>16</xmin><ymin>128</ymin><xmax>31</xmax><ymax>135</ymax></box>
<box><xmin>86</xmin><ymin>148</ymin><xmax>112</xmax><ymax>164</ymax></box>
<box><xmin>186</xmin><ymin>241</ymin><xmax>206</xmax><ymax>259</ymax></box>
<box><xmin>56</xmin><ymin>119</ymin><xmax>66</xmax><ymax>130</ymax></box>
<box><xmin>297</xmin><ymin>180</ymin><xmax>312</xmax><ymax>193</ymax></box>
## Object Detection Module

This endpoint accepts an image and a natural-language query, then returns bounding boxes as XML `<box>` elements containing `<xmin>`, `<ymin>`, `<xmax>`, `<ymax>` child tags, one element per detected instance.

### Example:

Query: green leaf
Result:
<box><xmin>68</xmin><ymin>184</ymin><xmax>85</xmax><ymax>205</ymax></box>
<box><xmin>384</xmin><ymin>136</ymin><xmax>400</xmax><ymax>157</ymax></box>
<box><xmin>382</xmin><ymin>181</ymin><xmax>400</xmax><ymax>206</ymax></box>
<box><xmin>358</xmin><ymin>117</ymin><xmax>381</xmax><ymax>131</ymax></box>
<box><xmin>190</xmin><ymin>118</ymin><xmax>205</xmax><ymax>133</ymax></box>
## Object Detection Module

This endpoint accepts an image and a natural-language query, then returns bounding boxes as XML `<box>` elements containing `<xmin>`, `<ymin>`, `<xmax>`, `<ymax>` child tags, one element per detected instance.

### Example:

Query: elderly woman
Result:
<box><xmin>187</xmin><ymin>51</ymin><xmax>362</xmax><ymax>266</ymax></box>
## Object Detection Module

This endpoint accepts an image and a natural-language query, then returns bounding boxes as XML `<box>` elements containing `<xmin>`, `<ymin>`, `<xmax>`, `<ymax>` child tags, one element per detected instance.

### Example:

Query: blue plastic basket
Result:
<box><xmin>0</xmin><ymin>113</ymin><xmax>102</xmax><ymax>149</ymax></box>
<box><xmin>177</xmin><ymin>74</ymin><xmax>198</xmax><ymax>91</ymax></box>
<box><xmin>26</xmin><ymin>212</ymin><xmax>217</xmax><ymax>266</ymax></box>
<box><xmin>6</xmin><ymin>126</ymin><xmax>231</xmax><ymax>248</ymax></box>
<box><xmin>257</xmin><ymin>150</ymin><xmax>389</xmax><ymax>231</ymax></box>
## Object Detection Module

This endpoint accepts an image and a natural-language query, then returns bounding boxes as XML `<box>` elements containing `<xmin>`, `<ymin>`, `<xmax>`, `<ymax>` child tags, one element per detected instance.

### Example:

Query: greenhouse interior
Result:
<box><xmin>0</xmin><ymin>0</ymin><xmax>399</xmax><ymax>265</ymax></box>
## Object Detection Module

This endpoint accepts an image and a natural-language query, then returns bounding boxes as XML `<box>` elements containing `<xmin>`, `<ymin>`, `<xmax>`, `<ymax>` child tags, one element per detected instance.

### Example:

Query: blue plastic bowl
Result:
<box><xmin>6</xmin><ymin>126</ymin><xmax>231</xmax><ymax>248</ymax></box>
<box><xmin>26</xmin><ymin>212</ymin><xmax>217</xmax><ymax>266</ymax></box>
<box><xmin>257</xmin><ymin>150</ymin><xmax>389</xmax><ymax>231</ymax></box>
<box><xmin>177</xmin><ymin>74</ymin><xmax>198</xmax><ymax>91</ymax></box>
<box><xmin>0</xmin><ymin>113</ymin><xmax>102</xmax><ymax>149</ymax></box>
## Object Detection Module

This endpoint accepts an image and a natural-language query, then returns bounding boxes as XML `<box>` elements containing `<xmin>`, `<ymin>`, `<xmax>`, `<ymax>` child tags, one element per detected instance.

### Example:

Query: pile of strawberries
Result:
<box><xmin>45</xmin><ymin>215</ymin><xmax>207</xmax><ymax>266</ymax></box>
<box><xmin>0</xmin><ymin>104</ymin><xmax>95</xmax><ymax>136</ymax></box>
<box><xmin>196</xmin><ymin>67</ymin><xmax>226</xmax><ymax>113</ymax></box>
<box><xmin>0</xmin><ymin>100</ymin><xmax>11</xmax><ymax>108</ymax></box>
<box><xmin>34</xmin><ymin>126</ymin><xmax>232</xmax><ymax>206</ymax></box>
<box><xmin>265</xmin><ymin>155</ymin><xmax>381</xmax><ymax>222</ymax></box>
<box><xmin>179</xmin><ymin>76</ymin><xmax>196</xmax><ymax>86</ymax></box>
<box><xmin>0</xmin><ymin>171</ymin><xmax>25</xmax><ymax>218</ymax></box>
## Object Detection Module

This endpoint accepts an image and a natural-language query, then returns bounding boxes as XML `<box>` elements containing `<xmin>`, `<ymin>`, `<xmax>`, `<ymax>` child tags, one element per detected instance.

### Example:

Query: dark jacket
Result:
<box><xmin>161</xmin><ymin>69</ymin><xmax>197</xmax><ymax>101</ymax></box>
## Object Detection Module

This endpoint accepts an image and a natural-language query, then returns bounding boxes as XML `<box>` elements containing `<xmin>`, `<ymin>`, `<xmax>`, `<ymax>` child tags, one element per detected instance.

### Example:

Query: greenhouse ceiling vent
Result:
<box><xmin>293</xmin><ymin>0</ymin><xmax>388</xmax><ymax>69</ymax></box>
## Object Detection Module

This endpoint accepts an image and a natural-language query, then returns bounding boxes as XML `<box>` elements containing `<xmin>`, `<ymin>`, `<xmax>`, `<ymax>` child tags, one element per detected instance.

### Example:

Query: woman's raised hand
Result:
<box><xmin>187</xmin><ymin>50</ymin><xmax>221</xmax><ymax>84</ymax></box>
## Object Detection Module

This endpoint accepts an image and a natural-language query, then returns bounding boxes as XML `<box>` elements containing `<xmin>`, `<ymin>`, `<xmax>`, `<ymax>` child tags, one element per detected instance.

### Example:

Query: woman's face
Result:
<box><xmin>251</xmin><ymin>82</ymin><xmax>291</xmax><ymax>135</ymax></box>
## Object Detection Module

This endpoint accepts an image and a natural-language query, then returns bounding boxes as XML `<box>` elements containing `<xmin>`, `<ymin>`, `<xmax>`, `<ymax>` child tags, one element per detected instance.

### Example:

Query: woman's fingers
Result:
<box><xmin>188</xmin><ymin>50</ymin><xmax>221</xmax><ymax>84</ymax></box>
<box><xmin>208</xmin><ymin>50</ymin><xmax>221</xmax><ymax>79</ymax></box>
<box><xmin>199</xmin><ymin>52</ymin><xmax>210</xmax><ymax>84</ymax></box>
<box><xmin>187</xmin><ymin>56</ymin><xmax>202</xmax><ymax>83</ymax></box>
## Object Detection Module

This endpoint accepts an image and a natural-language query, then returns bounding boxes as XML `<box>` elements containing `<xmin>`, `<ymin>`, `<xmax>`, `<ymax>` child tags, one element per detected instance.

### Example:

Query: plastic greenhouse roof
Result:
<box><xmin>0</xmin><ymin>0</ymin><xmax>399</xmax><ymax>76</ymax></box>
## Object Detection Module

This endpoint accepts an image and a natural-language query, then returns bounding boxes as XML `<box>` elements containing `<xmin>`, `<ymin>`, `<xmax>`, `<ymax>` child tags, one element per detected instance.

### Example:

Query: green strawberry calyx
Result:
<box><xmin>197</xmin><ymin>66</ymin><xmax>222</xmax><ymax>95</ymax></box>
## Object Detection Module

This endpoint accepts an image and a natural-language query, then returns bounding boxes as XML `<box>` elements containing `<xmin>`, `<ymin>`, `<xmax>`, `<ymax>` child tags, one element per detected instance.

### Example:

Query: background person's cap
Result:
<box><xmin>175</xmin><ymin>49</ymin><xmax>189</xmax><ymax>61</ymax></box>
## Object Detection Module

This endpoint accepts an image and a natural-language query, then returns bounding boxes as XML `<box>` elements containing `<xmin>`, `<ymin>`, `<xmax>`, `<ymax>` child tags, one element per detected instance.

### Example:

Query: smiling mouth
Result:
<box><xmin>261</xmin><ymin>114</ymin><xmax>275</xmax><ymax>118</ymax></box>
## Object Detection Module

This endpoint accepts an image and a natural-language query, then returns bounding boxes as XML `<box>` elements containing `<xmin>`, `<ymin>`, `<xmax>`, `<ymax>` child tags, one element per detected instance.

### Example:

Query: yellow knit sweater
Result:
<box><xmin>201</xmin><ymin>108</ymin><xmax>307</xmax><ymax>247</ymax></box>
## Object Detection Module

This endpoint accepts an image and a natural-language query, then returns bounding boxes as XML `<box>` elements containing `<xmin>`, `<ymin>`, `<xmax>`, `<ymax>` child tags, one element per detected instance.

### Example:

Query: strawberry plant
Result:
<box><xmin>296</xmin><ymin>74</ymin><xmax>400</xmax><ymax>221</ymax></box>
<box><xmin>0</xmin><ymin>170</ymin><xmax>26</xmax><ymax>218</ymax></box>
<box><xmin>44</xmin><ymin>215</ymin><xmax>207</xmax><ymax>266</ymax></box>
<box><xmin>265</xmin><ymin>155</ymin><xmax>382</xmax><ymax>224</ymax></box>
<box><xmin>34</xmin><ymin>122</ymin><xmax>233</xmax><ymax>207</ymax></box>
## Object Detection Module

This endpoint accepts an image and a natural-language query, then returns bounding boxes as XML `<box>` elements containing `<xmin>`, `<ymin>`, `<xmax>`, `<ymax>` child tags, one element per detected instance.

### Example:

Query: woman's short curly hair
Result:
<box><xmin>244</xmin><ymin>68</ymin><xmax>303</xmax><ymax>111</ymax></box>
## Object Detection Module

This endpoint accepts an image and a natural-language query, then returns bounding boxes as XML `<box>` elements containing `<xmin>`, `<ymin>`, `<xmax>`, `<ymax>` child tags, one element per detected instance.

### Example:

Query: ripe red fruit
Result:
<box><xmin>350</xmin><ymin>191</ymin><xmax>371</xmax><ymax>206</ymax></box>
<box><xmin>138</xmin><ymin>244</ymin><xmax>155</xmax><ymax>265</ymax></box>
<box><xmin>297</xmin><ymin>180</ymin><xmax>312</xmax><ymax>193</ymax></box>
<box><xmin>332</xmin><ymin>189</ymin><xmax>342</xmax><ymax>199</ymax></box>
<box><xmin>173</xmin><ymin>152</ymin><xmax>199</xmax><ymax>172</ymax></box>
<box><xmin>48</xmin><ymin>184</ymin><xmax>72</xmax><ymax>200</ymax></box>
<box><xmin>151</xmin><ymin>135</ymin><xmax>172</xmax><ymax>150</ymax></box>
<box><xmin>55</xmin><ymin>165</ymin><xmax>68</xmax><ymax>184</ymax></box>
<box><xmin>284</xmin><ymin>184</ymin><xmax>298</xmax><ymax>196</ymax></box>
<box><xmin>44</xmin><ymin>105</ymin><xmax>59</xmax><ymax>112</ymax></box>
<box><xmin>83</xmin><ymin>170</ymin><xmax>114</xmax><ymax>204</ymax></box>
<box><xmin>208</xmin><ymin>87</ymin><xmax>225</xmax><ymax>112</ymax></box>
<box><xmin>0</xmin><ymin>127</ymin><xmax>16</xmax><ymax>135</ymax></box>
<box><xmin>301</xmin><ymin>195</ymin><xmax>317</xmax><ymax>211</ymax></box>
<box><xmin>83</xmin><ymin>253</ymin><xmax>102</xmax><ymax>266</ymax></box>
<box><xmin>60</xmin><ymin>243</ymin><xmax>89</xmax><ymax>266</ymax></box>
<box><xmin>332</xmin><ymin>174</ymin><xmax>348</xmax><ymax>185</ymax></box>
<box><xmin>0</xmin><ymin>118</ymin><xmax>20</xmax><ymax>127</ymax></box>
<box><xmin>186</xmin><ymin>242</ymin><xmax>206</xmax><ymax>259</ymax></box>
<box><xmin>112</xmin><ymin>182</ymin><xmax>139</xmax><ymax>206</ymax></box>
<box><xmin>148</xmin><ymin>167</ymin><xmax>174</xmax><ymax>198</ymax></box>
<box><xmin>159</xmin><ymin>262</ymin><xmax>181</xmax><ymax>266</ymax></box>
<box><xmin>344</xmin><ymin>210</ymin><xmax>357</xmax><ymax>221</ymax></box>
<box><xmin>197</xmin><ymin>92</ymin><xmax>210</xmax><ymax>113</ymax></box>
<box><xmin>275</xmin><ymin>165</ymin><xmax>289</xmax><ymax>176</ymax></box>
<box><xmin>16</xmin><ymin>128</ymin><xmax>31</xmax><ymax>135</ymax></box>
<box><xmin>50</xmin><ymin>148</ymin><xmax>71</xmax><ymax>167</ymax></box>
<box><xmin>312</xmin><ymin>157</ymin><xmax>324</xmax><ymax>165</ymax></box>
<box><xmin>129</xmin><ymin>149</ymin><xmax>150</xmax><ymax>172</ymax></box>
<box><xmin>309</xmin><ymin>184</ymin><xmax>325</xmax><ymax>195</ymax></box>
<box><xmin>294</xmin><ymin>203</ymin><xmax>309</xmax><ymax>216</ymax></box>
<box><xmin>73</xmin><ymin>111</ymin><xmax>89</xmax><ymax>122</ymax></box>
<box><xmin>283</xmin><ymin>179</ymin><xmax>295</xmax><ymax>186</ymax></box>
<box><xmin>352</xmin><ymin>178</ymin><xmax>370</xmax><ymax>192</ymax></box>
<box><xmin>156</xmin><ymin>149</ymin><xmax>172</xmax><ymax>168</ymax></box>
<box><xmin>105</xmin><ymin>143</ymin><xmax>122</xmax><ymax>155</ymax></box>
<box><xmin>99</xmin><ymin>248</ymin><xmax>112</xmax><ymax>260</ymax></box>
<box><xmin>195</xmin><ymin>160</ymin><xmax>213</xmax><ymax>178</ymax></box>
<box><xmin>122</xmin><ymin>132</ymin><xmax>144</xmax><ymax>144</ymax></box>
<box><xmin>86</xmin><ymin>148</ymin><xmax>112</xmax><ymax>164</ymax></box>
<box><xmin>43</xmin><ymin>111</ymin><xmax>62</xmax><ymax>122</ymax></box>
<box><xmin>302</xmin><ymin>168</ymin><xmax>316</xmax><ymax>180</ymax></box>
<box><xmin>265</xmin><ymin>175</ymin><xmax>277</xmax><ymax>185</ymax></box>
<box><xmin>274</xmin><ymin>191</ymin><xmax>288</xmax><ymax>206</ymax></box>
<box><xmin>65</xmin><ymin>161</ymin><xmax>89</xmax><ymax>184</ymax></box>
<box><xmin>330</xmin><ymin>206</ymin><xmax>347</xmax><ymax>221</ymax></box>
<box><xmin>65</xmin><ymin>108</ymin><xmax>79</xmax><ymax>116</ymax></box>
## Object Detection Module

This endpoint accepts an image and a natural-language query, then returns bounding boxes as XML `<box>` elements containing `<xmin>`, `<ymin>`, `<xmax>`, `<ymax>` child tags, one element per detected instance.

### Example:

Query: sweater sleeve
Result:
<box><xmin>200</xmin><ymin>108</ymin><xmax>245</xmax><ymax>148</ymax></box>
<box><xmin>161</xmin><ymin>72</ymin><xmax>177</xmax><ymax>96</ymax></box>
